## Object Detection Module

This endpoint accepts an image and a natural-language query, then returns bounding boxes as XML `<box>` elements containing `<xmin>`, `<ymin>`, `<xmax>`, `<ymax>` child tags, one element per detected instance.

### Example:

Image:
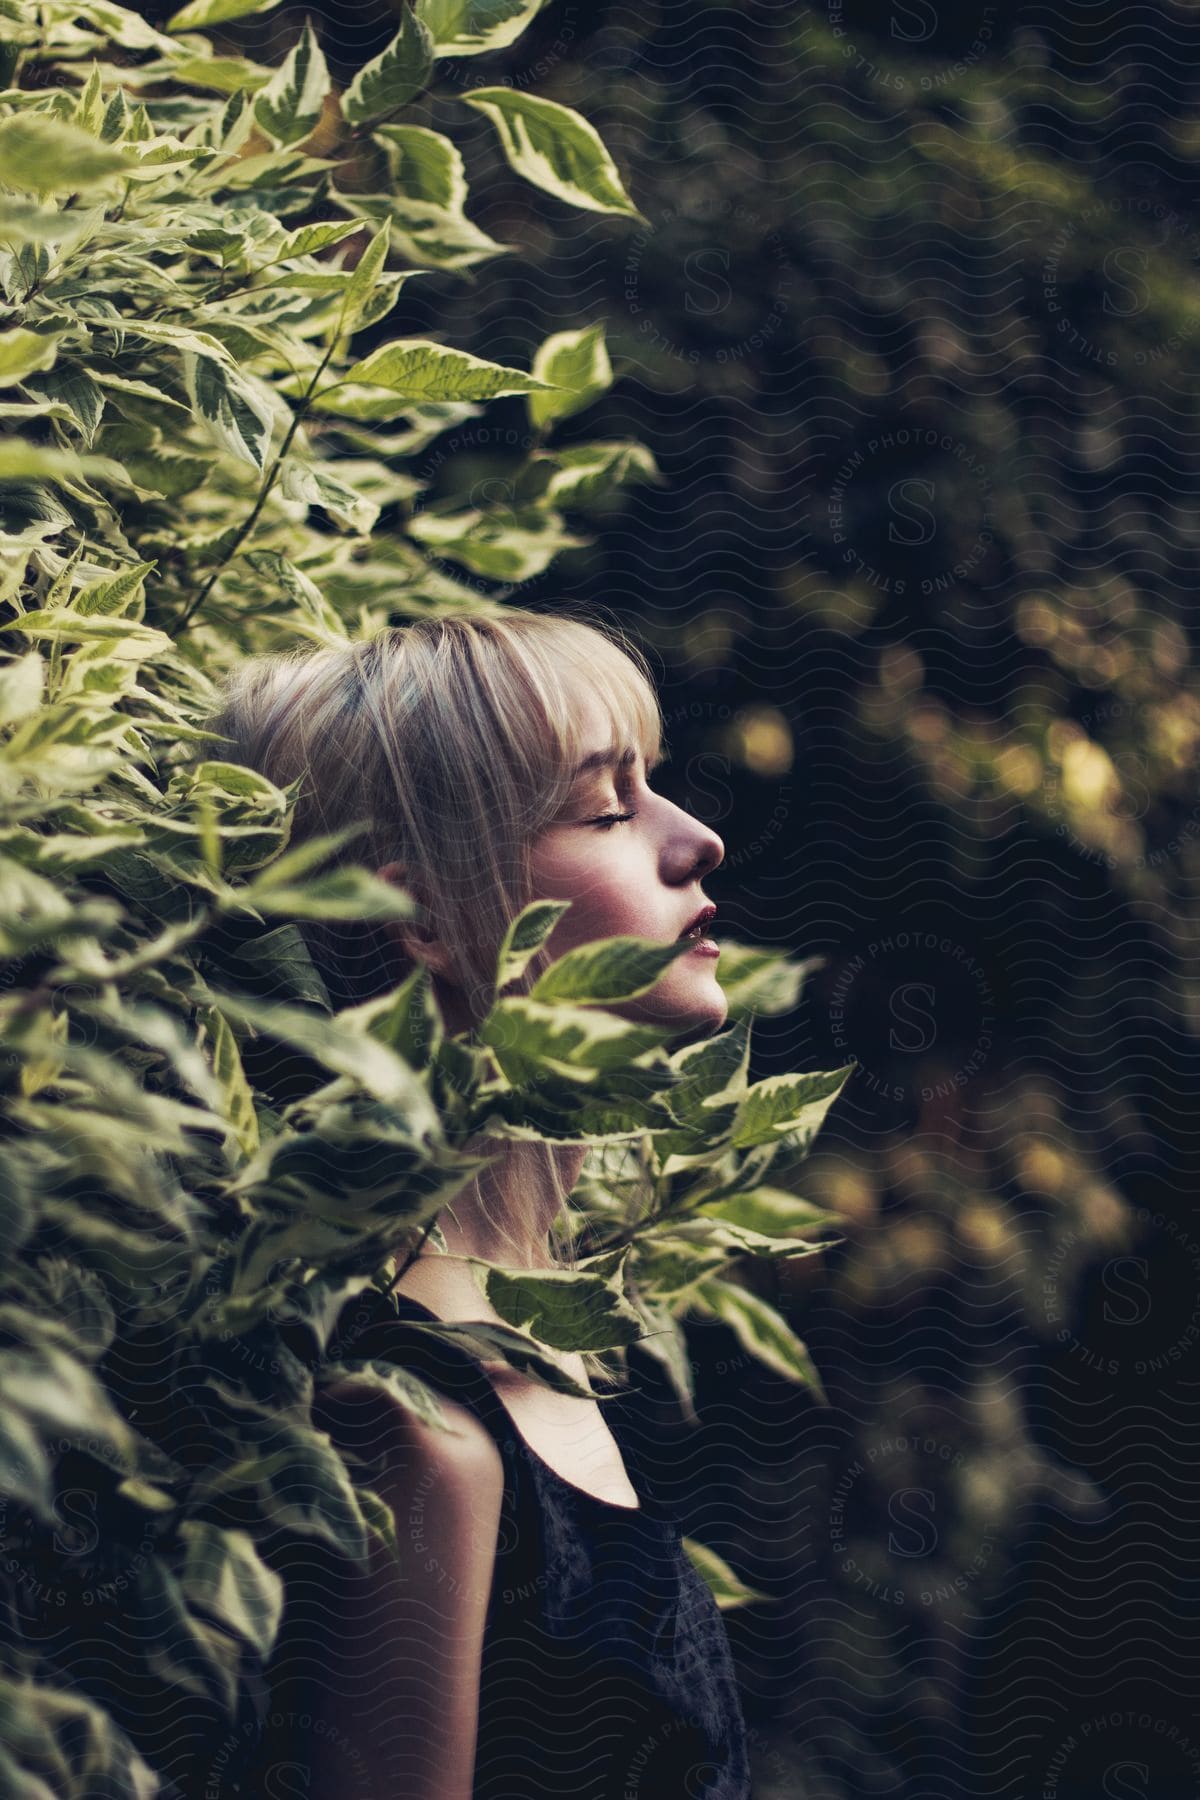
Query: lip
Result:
<box><xmin>685</xmin><ymin>936</ymin><xmax>720</xmax><ymax>957</ymax></box>
<box><xmin>678</xmin><ymin>903</ymin><xmax>717</xmax><ymax>939</ymax></box>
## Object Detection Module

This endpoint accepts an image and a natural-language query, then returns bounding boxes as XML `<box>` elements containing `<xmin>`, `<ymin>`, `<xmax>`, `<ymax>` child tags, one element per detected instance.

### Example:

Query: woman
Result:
<box><xmin>207</xmin><ymin>607</ymin><xmax>752</xmax><ymax>1800</ymax></box>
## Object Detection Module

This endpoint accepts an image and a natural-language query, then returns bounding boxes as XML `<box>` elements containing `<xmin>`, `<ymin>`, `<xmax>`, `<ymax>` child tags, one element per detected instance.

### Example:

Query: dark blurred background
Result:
<box><xmin>169</xmin><ymin>0</ymin><xmax>1200</xmax><ymax>1791</ymax></box>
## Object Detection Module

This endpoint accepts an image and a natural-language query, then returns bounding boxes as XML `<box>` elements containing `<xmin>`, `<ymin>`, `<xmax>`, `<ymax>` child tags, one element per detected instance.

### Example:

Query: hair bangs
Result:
<box><xmin>540</xmin><ymin>618</ymin><xmax>663</xmax><ymax>787</ymax></box>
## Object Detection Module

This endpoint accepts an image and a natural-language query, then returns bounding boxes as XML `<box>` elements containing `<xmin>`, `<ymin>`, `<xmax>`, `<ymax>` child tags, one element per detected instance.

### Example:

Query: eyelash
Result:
<box><xmin>584</xmin><ymin>761</ymin><xmax>665</xmax><ymax>829</ymax></box>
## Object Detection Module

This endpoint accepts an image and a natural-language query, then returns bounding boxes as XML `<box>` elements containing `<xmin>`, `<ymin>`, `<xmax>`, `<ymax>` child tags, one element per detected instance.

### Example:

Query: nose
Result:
<box><xmin>668</xmin><ymin>804</ymin><xmax>724</xmax><ymax>883</ymax></box>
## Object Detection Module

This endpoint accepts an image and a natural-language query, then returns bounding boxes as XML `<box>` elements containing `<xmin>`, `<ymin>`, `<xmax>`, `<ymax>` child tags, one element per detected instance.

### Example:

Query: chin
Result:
<box><xmin>615</xmin><ymin>965</ymin><xmax>729</xmax><ymax>1044</ymax></box>
<box><xmin>660</xmin><ymin>979</ymin><xmax>730</xmax><ymax>1048</ymax></box>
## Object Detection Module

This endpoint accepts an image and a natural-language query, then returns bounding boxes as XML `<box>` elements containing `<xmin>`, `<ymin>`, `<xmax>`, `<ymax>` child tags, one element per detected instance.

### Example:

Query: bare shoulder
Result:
<box><xmin>387</xmin><ymin>1258</ymin><xmax>641</xmax><ymax>1510</ymax></box>
<box><xmin>303</xmin><ymin>1340</ymin><xmax>505</xmax><ymax>1800</ymax></box>
<box><xmin>320</xmin><ymin>1257</ymin><xmax>509</xmax><ymax>1474</ymax></box>
<box><xmin>315</xmin><ymin>1363</ymin><xmax>505</xmax><ymax>1496</ymax></box>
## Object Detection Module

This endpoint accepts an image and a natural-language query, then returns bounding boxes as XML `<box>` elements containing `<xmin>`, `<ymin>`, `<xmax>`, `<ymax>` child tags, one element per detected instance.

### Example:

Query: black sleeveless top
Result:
<box><xmin>251</xmin><ymin>1289</ymin><xmax>754</xmax><ymax>1800</ymax></box>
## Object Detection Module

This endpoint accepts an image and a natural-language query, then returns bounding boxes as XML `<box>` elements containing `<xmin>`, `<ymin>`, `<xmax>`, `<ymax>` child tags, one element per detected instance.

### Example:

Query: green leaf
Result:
<box><xmin>0</xmin><ymin>440</ymin><xmax>124</xmax><ymax>492</ymax></box>
<box><xmin>3</xmin><ymin>1342</ymin><xmax>136</xmax><ymax>1467</ymax></box>
<box><xmin>168</xmin><ymin>0</ymin><xmax>282</xmax><ymax>28</ymax></box>
<box><xmin>281</xmin><ymin>459</ymin><xmax>379</xmax><ymax>535</ymax></box>
<box><xmin>0</xmin><ymin>194</ymin><xmax>101</xmax><ymax>246</ymax></box>
<box><xmin>479</xmin><ymin>995</ymin><xmax>674</xmax><ymax>1076</ymax></box>
<box><xmin>231</xmin><ymin>864</ymin><xmax>420</xmax><ymax>921</ymax></box>
<box><xmin>178</xmin><ymin>1520</ymin><xmax>284</xmax><ymax>1658</ymax></box>
<box><xmin>215</xmin><ymin>147</ymin><xmax>336</xmax><ymax>195</ymax></box>
<box><xmin>340</xmin><ymin>218</ymin><xmax>390</xmax><ymax>338</ymax></box>
<box><xmin>0</xmin><ymin>855</ymin><xmax>119</xmax><ymax>958</ymax></box>
<box><xmin>253</xmin><ymin>19</ymin><xmax>330</xmax><ymax>147</ymax></box>
<box><xmin>0</xmin><ymin>1404</ymin><xmax>55</xmax><ymax>1525</ymax></box>
<box><xmin>354</xmin><ymin>1483</ymin><xmax>401</xmax><ymax>1560</ymax></box>
<box><xmin>524</xmin><ymin>439</ymin><xmax>661</xmax><ymax>510</ymax></box>
<box><xmin>93</xmin><ymin>370</ymin><xmax>190</xmax><ymax>411</ymax></box>
<box><xmin>342</xmin><ymin>338</ymin><xmax>552</xmax><ymax>401</ymax></box>
<box><xmin>75</xmin><ymin>560</ymin><xmax>154</xmax><ymax>617</ymax></box>
<box><xmin>220</xmin><ymin>822</ymin><xmax>365</xmax><ymax>892</ymax></box>
<box><xmin>167</xmin><ymin>53</ymin><xmax>275</xmax><ymax>94</ymax></box>
<box><xmin>528</xmin><ymin>324</ymin><xmax>612</xmax><ymax>431</ymax></box>
<box><xmin>667</xmin><ymin>1018</ymin><xmax>750</xmax><ymax>1116</ymax></box>
<box><xmin>697</xmin><ymin>1187</ymin><xmax>842</xmax><ymax>1236</ymax></box>
<box><xmin>487</xmin><ymin>1084</ymin><xmax>636</xmax><ymax>1146</ymax></box>
<box><xmin>633</xmin><ymin>1234</ymin><xmax>728</xmax><ymax>1303</ymax></box>
<box><xmin>374</xmin><ymin>124</ymin><xmax>465</xmax><ymax>210</ymax></box>
<box><xmin>0</xmin><ymin>1679</ymin><xmax>165</xmax><ymax>1798</ymax></box>
<box><xmin>341</xmin><ymin>960</ymin><xmax>443</xmax><ymax>1071</ymax></box>
<box><xmin>29</xmin><ymin>363</ymin><xmax>105</xmax><ymax>449</ymax></box>
<box><xmin>270</xmin><ymin>1271</ymin><xmax>381</xmax><ymax>1360</ymax></box>
<box><xmin>657</xmin><ymin>1218</ymin><xmax>836</xmax><ymax>1261</ymax></box>
<box><xmin>124</xmin><ymin>136</ymin><xmax>225</xmax><ymax>183</ymax></box>
<box><xmin>67</xmin><ymin>993</ymin><xmax>223</xmax><ymax>1116</ymax></box>
<box><xmin>381</xmin><ymin>1314</ymin><xmax>596</xmax><ymax>1395</ymax></box>
<box><xmin>0</xmin><ymin>328</ymin><xmax>62</xmax><ymax>389</ymax></box>
<box><xmin>334</xmin><ymin>195</ymin><xmax>509</xmax><ymax>272</ymax></box>
<box><xmin>417</xmin><ymin>0</ymin><xmax>552</xmax><ymax>55</ymax></box>
<box><xmin>341</xmin><ymin>10</ymin><xmax>435</xmax><ymax>128</ymax></box>
<box><xmin>682</xmin><ymin>1535</ymin><xmax>772</xmax><ymax>1611</ymax></box>
<box><xmin>407</xmin><ymin>505</ymin><xmax>587</xmax><ymax>581</ymax></box>
<box><xmin>532</xmin><ymin>933</ymin><xmax>695</xmax><ymax>1005</ymax></box>
<box><xmin>115</xmin><ymin>1476</ymin><xmax>177</xmax><ymax>1513</ymax></box>
<box><xmin>244</xmin><ymin>548</ymin><xmax>350</xmax><ymax>646</ymax></box>
<box><xmin>276</xmin><ymin>218</ymin><xmax>362</xmax><ymax>259</ymax></box>
<box><xmin>193</xmin><ymin>1420</ymin><xmax>374</xmax><ymax>1563</ymax></box>
<box><xmin>475</xmin><ymin>1256</ymin><xmax>644</xmax><ymax>1352</ymax></box>
<box><xmin>624</xmin><ymin>1292</ymin><xmax>697</xmax><ymax>1421</ymax></box>
<box><xmin>0</xmin><ymin>114</ymin><xmax>136</xmax><ymax>194</ymax></box>
<box><xmin>34</xmin><ymin>1190</ymin><xmax>192</xmax><ymax>1305</ymax></box>
<box><xmin>0</xmin><ymin>649</ymin><xmax>43</xmax><ymax>724</ymax></box>
<box><xmin>229</xmin><ymin>921</ymin><xmax>332</xmax><ymax>1011</ymax></box>
<box><xmin>462</xmin><ymin>88</ymin><xmax>644</xmax><ymax>220</ymax></box>
<box><xmin>68</xmin><ymin>2</ymin><xmax>184</xmax><ymax>51</ymax></box>
<box><xmin>182</xmin><ymin>348</ymin><xmax>274</xmax><ymax>471</ymax></box>
<box><xmin>729</xmin><ymin>1064</ymin><xmax>853</xmax><ymax>1151</ymax></box>
<box><xmin>198</xmin><ymin>1004</ymin><xmax>260</xmax><ymax>1158</ymax></box>
<box><xmin>138</xmin><ymin>1559</ymin><xmax>241</xmax><ymax>1717</ymax></box>
<box><xmin>316</xmin><ymin>1358</ymin><xmax>453</xmax><ymax>1435</ymax></box>
<box><xmin>692</xmin><ymin>1276</ymin><xmax>829</xmax><ymax>1401</ymax></box>
<box><xmin>205</xmin><ymin>989</ymin><xmax>443</xmax><ymax>1130</ymax></box>
<box><xmin>1</xmin><ymin>610</ymin><xmax>171</xmax><ymax>656</ymax></box>
<box><xmin>495</xmin><ymin>898</ymin><xmax>571</xmax><ymax>991</ymax></box>
<box><xmin>716</xmin><ymin>945</ymin><xmax>824</xmax><ymax>1019</ymax></box>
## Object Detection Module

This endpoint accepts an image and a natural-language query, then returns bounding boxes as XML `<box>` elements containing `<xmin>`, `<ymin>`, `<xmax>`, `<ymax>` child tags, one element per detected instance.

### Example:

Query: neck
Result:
<box><xmin>435</xmin><ymin>1139</ymin><xmax>588</xmax><ymax>1270</ymax></box>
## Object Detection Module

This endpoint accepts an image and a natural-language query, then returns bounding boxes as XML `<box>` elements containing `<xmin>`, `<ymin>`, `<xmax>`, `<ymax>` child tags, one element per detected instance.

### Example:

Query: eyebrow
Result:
<box><xmin>572</xmin><ymin>745</ymin><xmax>662</xmax><ymax>778</ymax></box>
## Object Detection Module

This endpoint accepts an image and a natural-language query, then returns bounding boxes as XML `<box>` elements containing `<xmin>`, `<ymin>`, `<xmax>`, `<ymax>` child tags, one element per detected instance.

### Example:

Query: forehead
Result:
<box><xmin>560</xmin><ymin>666</ymin><xmax>657</xmax><ymax>776</ymax></box>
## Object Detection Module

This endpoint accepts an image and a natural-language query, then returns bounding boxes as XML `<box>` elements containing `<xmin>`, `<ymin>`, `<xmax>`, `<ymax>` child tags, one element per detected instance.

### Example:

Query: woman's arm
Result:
<box><xmin>287</xmin><ymin>1377</ymin><xmax>505</xmax><ymax>1800</ymax></box>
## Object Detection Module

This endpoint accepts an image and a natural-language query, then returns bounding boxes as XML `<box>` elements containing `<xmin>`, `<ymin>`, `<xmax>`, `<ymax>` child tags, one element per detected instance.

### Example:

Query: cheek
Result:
<box><xmin>560</xmin><ymin>875</ymin><xmax>640</xmax><ymax>938</ymax></box>
<box><xmin>530</xmin><ymin>843</ymin><xmax>643</xmax><ymax>944</ymax></box>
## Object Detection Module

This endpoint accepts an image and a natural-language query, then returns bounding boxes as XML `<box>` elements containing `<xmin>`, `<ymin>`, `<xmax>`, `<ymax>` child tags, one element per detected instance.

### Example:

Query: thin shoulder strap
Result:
<box><xmin>342</xmin><ymin>1288</ymin><xmax>517</xmax><ymax>1444</ymax></box>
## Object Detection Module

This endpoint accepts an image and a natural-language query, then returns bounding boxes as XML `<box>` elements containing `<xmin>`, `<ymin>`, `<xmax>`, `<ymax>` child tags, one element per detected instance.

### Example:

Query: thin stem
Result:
<box><xmin>383</xmin><ymin>1212</ymin><xmax>441</xmax><ymax>1296</ymax></box>
<box><xmin>172</xmin><ymin>336</ymin><xmax>339</xmax><ymax>635</ymax></box>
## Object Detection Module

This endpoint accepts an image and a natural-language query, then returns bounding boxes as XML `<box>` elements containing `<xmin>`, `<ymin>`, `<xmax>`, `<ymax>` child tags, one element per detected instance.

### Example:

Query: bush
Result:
<box><xmin>0</xmin><ymin>4</ymin><xmax>850</xmax><ymax>1792</ymax></box>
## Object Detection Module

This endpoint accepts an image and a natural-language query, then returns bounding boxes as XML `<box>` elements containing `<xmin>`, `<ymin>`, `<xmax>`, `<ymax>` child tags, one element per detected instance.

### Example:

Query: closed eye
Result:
<box><xmin>589</xmin><ymin>810</ymin><xmax>637</xmax><ymax>829</ymax></box>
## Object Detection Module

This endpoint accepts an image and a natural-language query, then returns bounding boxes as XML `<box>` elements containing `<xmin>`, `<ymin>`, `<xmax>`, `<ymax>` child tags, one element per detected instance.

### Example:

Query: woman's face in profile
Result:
<box><xmin>529</xmin><ymin>684</ymin><xmax>728</xmax><ymax>1045</ymax></box>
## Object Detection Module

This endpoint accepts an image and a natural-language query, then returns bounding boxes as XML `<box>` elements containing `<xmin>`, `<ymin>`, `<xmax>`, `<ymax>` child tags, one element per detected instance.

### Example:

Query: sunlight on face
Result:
<box><xmin>529</xmin><ymin>685</ymin><xmax>728</xmax><ymax>1043</ymax></box>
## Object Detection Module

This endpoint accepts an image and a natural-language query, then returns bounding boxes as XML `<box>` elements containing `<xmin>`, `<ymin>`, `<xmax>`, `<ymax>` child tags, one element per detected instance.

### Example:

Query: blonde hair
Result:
<box><xmin>199</xmin><ymin>605</ymin><xmax>664</xmax><ymax>1372</ymax></box>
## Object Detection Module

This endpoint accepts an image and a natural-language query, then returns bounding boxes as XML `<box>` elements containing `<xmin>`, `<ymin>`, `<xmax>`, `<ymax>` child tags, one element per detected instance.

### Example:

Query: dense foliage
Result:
<box><xmin>0</xmin><ymin>4</ymin><xmax>853</xmax><ymax>1794</ymax></box>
